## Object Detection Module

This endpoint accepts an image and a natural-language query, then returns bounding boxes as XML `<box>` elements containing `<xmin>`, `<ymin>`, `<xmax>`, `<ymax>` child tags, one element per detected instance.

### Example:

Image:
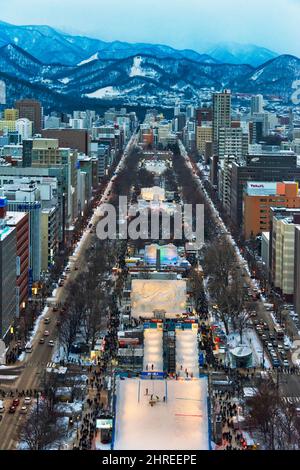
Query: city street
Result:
<box><xmin>0</xmin><ymin>134</ymin><xmax>138</xmax><ymax>449</ymax></box>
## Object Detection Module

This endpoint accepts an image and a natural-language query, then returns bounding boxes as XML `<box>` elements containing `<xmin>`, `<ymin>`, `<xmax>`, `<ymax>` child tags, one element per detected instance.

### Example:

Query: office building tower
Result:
<box><xmin>15</xmin><ymin>99</ymin><xmax>42</xmax><ymax>134</ymax></box>
<box><xmin>251</xmin><ymin>95</ymin><xmax>264</xmax><ymax>115</ymax></box>
<box><xmin>6</xmin><ymin>211</ymin><xmax>29</xmax><ymax>316</ymax></box>
<box><xmin>212</xmin><ymin>90</ymin><xmax>231</xmax><ymax>153</ymax></box>
<box><xmin>0</xmin><ymin>197</ymin><xmax>16</xmax><ymax>338</ymax></box>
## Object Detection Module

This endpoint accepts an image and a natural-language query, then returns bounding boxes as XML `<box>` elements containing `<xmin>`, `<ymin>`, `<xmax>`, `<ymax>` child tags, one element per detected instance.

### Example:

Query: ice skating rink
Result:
<box><xmin>113</xmin><ymin>377</ymin><xmax>209</xmax><ymax>450</ymax></box>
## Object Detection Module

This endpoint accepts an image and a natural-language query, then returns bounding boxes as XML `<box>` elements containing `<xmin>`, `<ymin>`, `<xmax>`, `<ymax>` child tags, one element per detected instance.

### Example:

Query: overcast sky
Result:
<box><xmin>1</xmin><ymin>0</ymin><xmax>300</xmax><ymax>56</ymax></box>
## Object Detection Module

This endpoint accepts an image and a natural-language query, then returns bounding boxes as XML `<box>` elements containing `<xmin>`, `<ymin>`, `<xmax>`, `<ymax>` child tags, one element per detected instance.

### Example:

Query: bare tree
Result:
<box><xmin>20</xmin><ymin>403</ymin><xmax>66</xmax><ymax>450</ymax></box>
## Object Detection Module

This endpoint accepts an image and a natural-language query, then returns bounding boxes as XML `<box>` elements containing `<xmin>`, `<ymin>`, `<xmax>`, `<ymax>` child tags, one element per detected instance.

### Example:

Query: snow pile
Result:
<box><xmin>176</xmin><ymin>328</ymin><xmax>199</xmax><ymax>378</ymax></box>
<box><xmin>143</xmin><ymin>328</ymin><xmax>163</xmax><ymax>372</ymax></box>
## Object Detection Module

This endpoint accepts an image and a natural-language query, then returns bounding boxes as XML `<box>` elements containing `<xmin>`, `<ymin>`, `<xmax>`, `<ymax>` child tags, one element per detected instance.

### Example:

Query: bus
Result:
<box><xmin>274</xmin><ymin>325</ymin><xmax>284</xmax><ymax>340</ymax></box>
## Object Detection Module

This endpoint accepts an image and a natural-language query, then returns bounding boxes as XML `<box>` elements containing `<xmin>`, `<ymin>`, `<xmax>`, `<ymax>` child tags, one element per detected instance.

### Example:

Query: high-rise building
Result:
<box><xmin>4</xmin><ymin>109</ymin><xmax>19</xmax><ymax>121</ymax></box>
<box><xmin>0</xmin><ymin>197</ymin><xmax>16</xmax><ymax>338</ymax></box>
<box><xmin>229</xmin><ymin>152</ymin><xmax>300</xmax><ymax>227</ymax></box>
<box><xmin>243</xmin><ymin>181</ymin><xmax>300</xmax><ymax>239</ymax></box>
<box><xmin>294</xmin><ymin>226</ymin><xmax>300</xmax><ymax>315</ymax></box>
<box><xmin>41</xmin><ymin>128</ymin><xmax>90</xmax><ymax>154</ymax></box>
<box><xmin>270</xmin><ymin>208</ymin><xmax>300</xmax><ymax>299</ymax></box>
<box><xmin>15</xmin><ymin>99</ymin><xmax>42</xmax><ymax>134</ymax></box>
<box><xmin>31</xmin><ymin>138</ymin><xmax>78</xmax><ymax>227</ymax></box>
<box><xmin>6</xmin><ymin>211</ymin><xmax>29</xmax><ymax>316</ymax></box>
<box><xmin>5</xmin><ymin>190</ymin><xmax>42</xmax><ymax>282</ymax></box>
<box><xmin>41</xmin><ymin>207</ymin><xmax>59</xmax><ymax>272</ymax></box>
<box><xmin>251</xmin><ymin>95</ymin><xmax>264</xmax><ymax>115</ymax></box>
<box><xmin>196</xmin><ymin>126</ymin><xmax>212</xmax><ymax>155</ymax></box>
<box><xmin>218</xmin><ymin>127</ymin><xmax>246</xmax><ymax>159</ymax></box>
<box><xmin>212</xmin><ymin>90</ymin><xmax>231</xmax><ymax>154</ymax></box>
<box><xmin>196</xmin><ymin>106</ymin><xmax>212</xmax><ymax>126</ymax></box>
<box><xmin>16</xmin><ymin>118</ymin><xmax>32</xmax><ymax>140</ymax></box>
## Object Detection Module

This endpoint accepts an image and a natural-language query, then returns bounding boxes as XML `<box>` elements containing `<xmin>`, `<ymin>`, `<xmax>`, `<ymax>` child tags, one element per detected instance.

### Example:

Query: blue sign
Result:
<box><xmin>199</xmin><ymin>353</ymin><xmax>205</xmax><ymax>367</ymax></box>
<box><xmin>140</xmin><ymin>372</ymin><xmax>164</xmax><ymax>379</ymax></box>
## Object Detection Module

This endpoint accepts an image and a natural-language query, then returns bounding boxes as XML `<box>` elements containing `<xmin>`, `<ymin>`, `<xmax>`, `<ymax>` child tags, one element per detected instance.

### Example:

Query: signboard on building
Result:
<box><xmin>246</xmin><ymin>182</ymin><xmax>277</xmax><ymax>196</ymax></box>
<box><xmin>0</xmin><ymin>340</ymin><xmax>6</xmax><ymax>365</ymax></box>
<box><xmin>96</xmin><ymin>419</ymin><xmax>113</xmax><ymax>429</ymax></box>
<box><xmin>117</xmin><ymin>348</ymin><xmax>143</xmax><ymax>357</ymax></box>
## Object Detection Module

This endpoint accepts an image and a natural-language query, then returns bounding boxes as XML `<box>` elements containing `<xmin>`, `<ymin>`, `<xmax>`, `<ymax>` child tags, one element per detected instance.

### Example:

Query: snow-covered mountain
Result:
<box><xmin>0</xmin><ymin>22</ymin><xmax>297</xmax><ymax>110</ymax></box>
<box><xmin>0</xmin><ymin>21</ymin><xmax>278</xmax><ymax>67</ymax></box>
<box><xmin>205</xmin><ymin>42</ymin><xmax>278</xmax><ymax>67</ymax></box>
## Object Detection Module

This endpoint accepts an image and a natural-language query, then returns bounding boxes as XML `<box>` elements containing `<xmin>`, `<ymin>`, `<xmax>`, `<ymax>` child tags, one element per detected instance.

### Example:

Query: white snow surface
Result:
<box><xmin>113</xmin><ymin>377</ymin><xmax>209</xmax><ymax>450</ymax></box>
<box><xmin>143</xmin><ymin>328</ymin><xmax>163</xmax><ymax>372</ymax></box>
<box><xmin>176</xmin><ymin>329</ymin><xmax>199</xmax><ymax>378</ymax></box>
<box><xmin>77</xmin><ymin>52</ymin><xmax>99</xmax><ymax>66</ymax></box>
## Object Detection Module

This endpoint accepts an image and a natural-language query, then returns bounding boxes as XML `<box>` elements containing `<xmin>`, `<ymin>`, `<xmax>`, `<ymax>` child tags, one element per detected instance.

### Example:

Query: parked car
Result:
<box><xmin>48</xmin><ymin>340</ymin><xmax>54</xmax><ymax>347</ymax></box>
<box><xmin>44</xmin><ymin>330</ymin><xmax>50</xmax><ymax>337</ymax></box>
<box><xmin>283</xmin><ymin>360</ymin><xmax>290</xmax><ymax>367</ymax></box>
<box><xmin>284</xmin><ymin>344</ymin><xmax>290</xmax><ymax>352</ymax></box>
<box><xmin>20</xmin><ymin>406</ymin><xmax>27</xmax><ymax>414</ymax></box>
<box><xmin>9</xmin><ymin>406</ymin><xmax>16</xmax><ymax>414</ymax></box>
<box><xmin>267</xmin><ymin>343</ymin><xmax>273</xmax><ymax>351</ymax></box>
<box><xmin>39</xmin><ymin>338</ymin><xmax>45</xmax><ymax>345</ymax></box>
<box><xmin>24</xmin><ymin>397</ymin><xmax>32</xmax><ymax>405</ymax></box>
<box><xmin>12</xmin><ymin>399</ymin><xmax>20</xmax><ymax>407</ymax></box>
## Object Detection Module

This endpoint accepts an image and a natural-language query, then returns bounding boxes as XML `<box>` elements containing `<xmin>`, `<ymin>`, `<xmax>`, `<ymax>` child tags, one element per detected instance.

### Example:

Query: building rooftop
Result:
<box><xmin>6</xmin><ymin>211</ymin><xmax>27</xmax><ymax>226</ymax></box>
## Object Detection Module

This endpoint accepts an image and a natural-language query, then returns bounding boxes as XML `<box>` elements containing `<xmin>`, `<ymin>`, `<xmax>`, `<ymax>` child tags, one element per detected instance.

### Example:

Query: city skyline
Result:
<box><xmin>1</xmin><ymin>0</ymin><xmax>300</xmax><ymax>57</ymax></box>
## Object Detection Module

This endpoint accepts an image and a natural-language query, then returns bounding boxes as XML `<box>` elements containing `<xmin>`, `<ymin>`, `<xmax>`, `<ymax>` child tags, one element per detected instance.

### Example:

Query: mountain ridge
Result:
<box><xmin>0</xmin><ymin>22</ymin><xmax>298</xmax><ymax>110</ymax></box>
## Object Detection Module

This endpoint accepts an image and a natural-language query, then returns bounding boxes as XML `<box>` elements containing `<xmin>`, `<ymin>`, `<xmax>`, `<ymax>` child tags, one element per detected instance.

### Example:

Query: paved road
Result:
<box><xmin>178</xmin><ymin>142</ymin><xmax>299</xmax><ymax>367</ymax></box>
<box><xmin>0</xmin><ymin>133</ymin><xmax>139</xmax><ymax>450</ymax></box>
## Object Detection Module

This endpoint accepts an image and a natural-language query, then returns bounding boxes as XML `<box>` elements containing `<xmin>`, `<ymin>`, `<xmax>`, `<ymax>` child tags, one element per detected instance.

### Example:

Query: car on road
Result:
<box><xmin>9</xmin><ymin>405</ymin><xmax>16</xmax><ymax>414</ymax></box>
<box><xmin>0</xmin><ymin>401</ymin><xmax>4</xmax><ymax>413</ymax></box>
<box><xmin>261</xmin><ymin>334</ymin><xmax>268</xmax><ymax>341</ymax></box>
<box><xmin>267</xmin><ymin>342</ymin><xmax>273</xmax><ymax>351</ymax></box>
<box><xmin>44</xmin><ymin>330</ymin><xmax>50</xmax><ymax>337</ymax></box>
<box><xmin>20</xmin><ymin>406</ymin><xmax>27</xmax><ymax>414</ymax></box>
<box><xmin>263</xmin><ymin>323</ymin><xmax>269</xmax><ymax>331</ymax></box>
<box><xmin>48</xmin><ymin>340</ymin><xmax>54</xmax><ymax>347</ymax></box>
<box><xmin>272</xmin><ymin>359</ymin><xmax>281</xmax><ymax>368</ymax></box>
<box><xmin>24</xmin><ymin>397</ymin><xmax>32</xmax><ymax>405</ymax></box>
<box><xmin>284</xmin><ymin>344</ymin><xmax>290</xmax><ymax>352</ymax></box>
<box><xmin>12</xmin><ymin>399</ymin><xmax>20</xmax><ymax>407</ymax></box>
<box><xmin>43</xmin><ymin>317</ymin><xmax>51</xmax><ymax>325</ymax></box>
<box><xmin>39</xmin><ymin>338</ymin><xmax>45</xmax><ymax>345</ymax></box>
<box><xmin>272</xmin><ymin>340</ymin><xmax>278</xmax><ymax>348</ymax></box>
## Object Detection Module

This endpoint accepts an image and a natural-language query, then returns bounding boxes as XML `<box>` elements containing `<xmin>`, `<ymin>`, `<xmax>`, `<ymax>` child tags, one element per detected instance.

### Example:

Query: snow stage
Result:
<box><xmin>113</xmin><ymin>377</ymin><xmax>210</xmax><ymax>450</ymax></box>
<box><xmin>131</xmin><ymin>279</ymin><xmax>186</xmax><ymax>319</ymax></box>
